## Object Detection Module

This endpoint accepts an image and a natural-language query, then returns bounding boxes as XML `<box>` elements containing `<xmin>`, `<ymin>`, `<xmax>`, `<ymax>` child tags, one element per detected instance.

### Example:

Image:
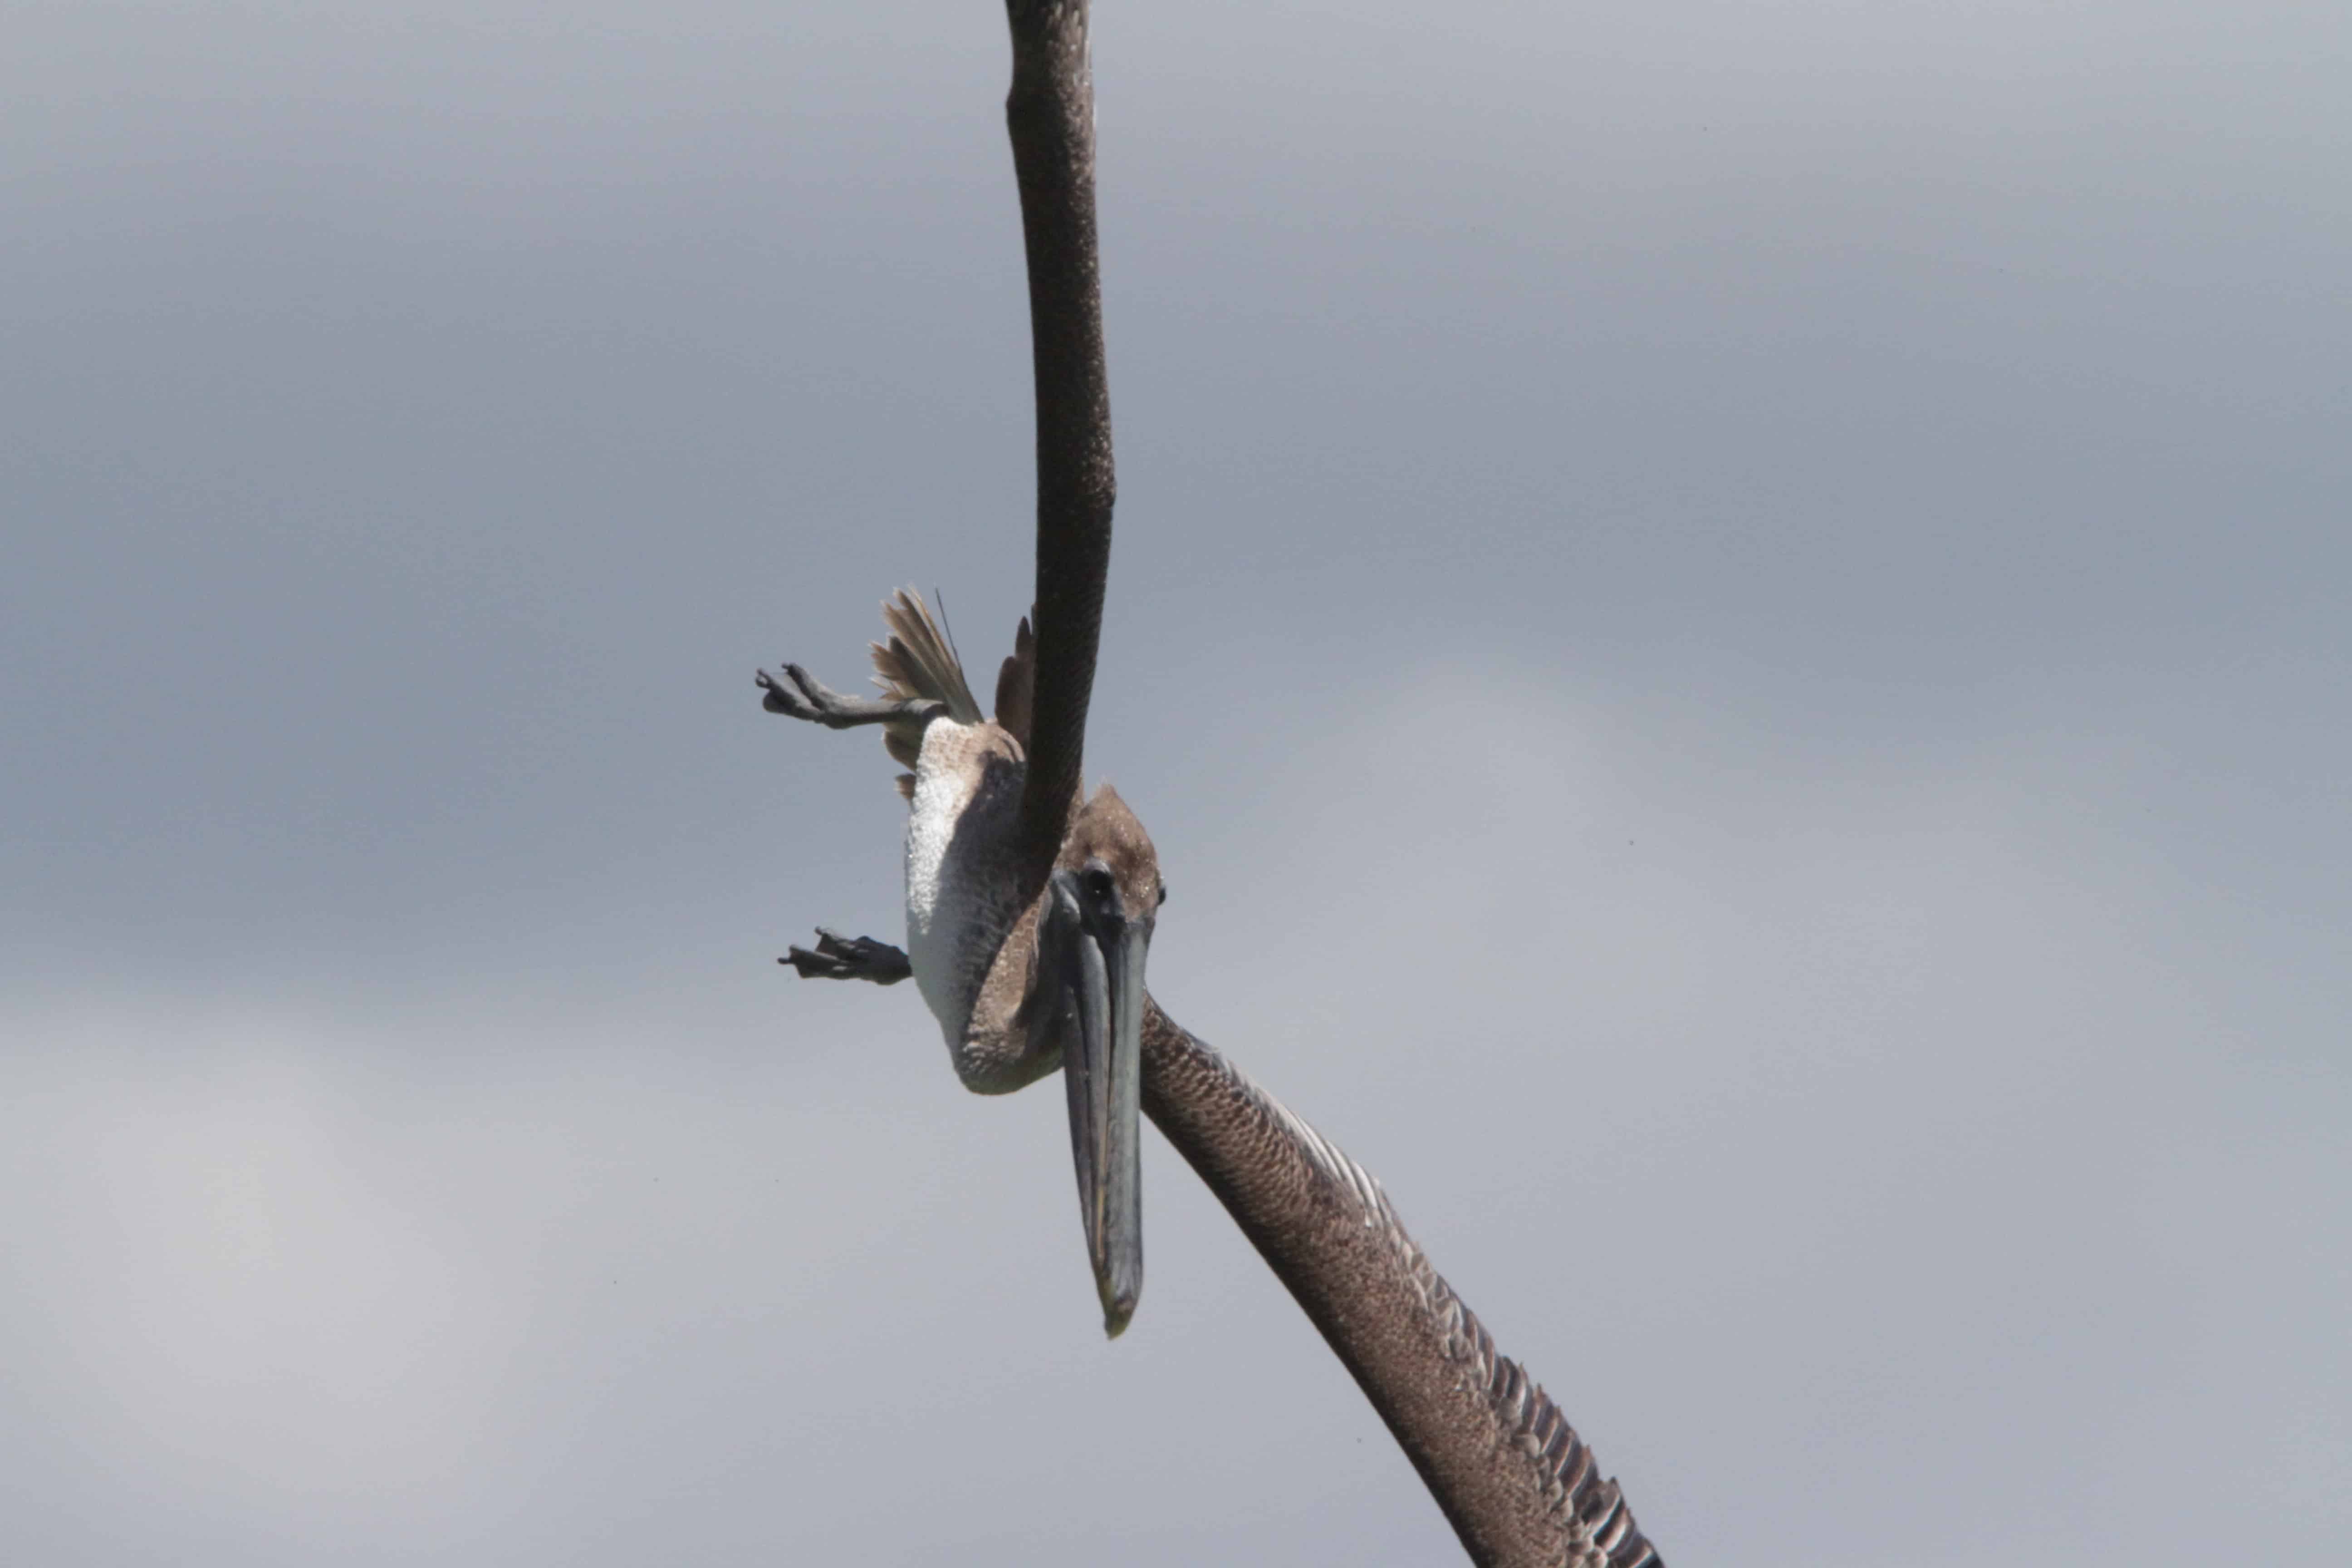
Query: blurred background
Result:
<box><xmin>5</xmin><ymin>2</ymin><xmax>2347</xmax><ymax>1562</ymax></box>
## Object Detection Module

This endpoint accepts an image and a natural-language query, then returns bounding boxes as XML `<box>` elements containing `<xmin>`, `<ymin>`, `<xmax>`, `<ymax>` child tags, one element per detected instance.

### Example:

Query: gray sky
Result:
<box><xmin>6</xmin><ymin>1</ymin><xmax>2347</xmax><ymax>1562</ymax></box>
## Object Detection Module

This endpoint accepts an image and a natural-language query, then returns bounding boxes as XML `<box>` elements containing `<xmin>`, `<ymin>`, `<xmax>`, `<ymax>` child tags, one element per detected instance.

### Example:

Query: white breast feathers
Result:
<box><xmin>903</xmin><ymin>718</ymin><xmax>1027</xmax><ymax>1045</ymax></box>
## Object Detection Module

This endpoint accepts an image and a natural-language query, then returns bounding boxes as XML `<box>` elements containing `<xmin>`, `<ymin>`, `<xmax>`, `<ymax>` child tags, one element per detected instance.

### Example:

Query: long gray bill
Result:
<box><xmin>1058</xmin><ymin>885</ymin><xmax>1146</xmax><ymax>1338</ymax></box>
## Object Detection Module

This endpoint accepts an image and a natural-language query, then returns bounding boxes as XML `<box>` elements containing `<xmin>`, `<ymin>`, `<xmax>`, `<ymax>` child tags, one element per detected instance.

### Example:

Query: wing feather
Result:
<box><xmin>992</xmin><ymin>612</ymin><xmax>1036</xmax><ymax>747</ymax></box>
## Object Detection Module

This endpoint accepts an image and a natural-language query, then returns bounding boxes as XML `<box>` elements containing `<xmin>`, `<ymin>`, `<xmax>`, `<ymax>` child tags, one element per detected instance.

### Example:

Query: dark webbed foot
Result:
<box><xmin>757</xmin><ymin>663</ymin><xmax>941</xmax><ymax>729</ymax></box>
<box><xmin>783</xmin><ymin>928</ymin><xmax>913</xmax><ymax>985</ymax></box>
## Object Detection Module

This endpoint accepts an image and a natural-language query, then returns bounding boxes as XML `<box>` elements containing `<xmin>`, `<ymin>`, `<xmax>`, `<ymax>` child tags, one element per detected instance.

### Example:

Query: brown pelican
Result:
<box><xmin>753</xmin><ymin>3</ymin><xmax>1666</xmax><ymax>1562</ymax></box>
<box><xmin>758</xmin><ymin>592</ymin><xmax>1157</xmax><ymax>1334</ymax></box>
<box><xmin>761</xmin><ymin>603</ymin><xmax>1661</xmax><ymax>1567</ymax></box>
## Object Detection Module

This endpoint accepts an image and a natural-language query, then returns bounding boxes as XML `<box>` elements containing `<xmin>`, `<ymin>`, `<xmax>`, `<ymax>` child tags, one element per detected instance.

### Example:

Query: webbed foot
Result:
<box><xmin>782</xmin><ymin>927</ymin><xmax>913</xmax><ymax>985</ymax></box>
<box><xmin>757</xmin><ymin>663</ymin><xmax>940</xmax><ymax>730</ymax></box>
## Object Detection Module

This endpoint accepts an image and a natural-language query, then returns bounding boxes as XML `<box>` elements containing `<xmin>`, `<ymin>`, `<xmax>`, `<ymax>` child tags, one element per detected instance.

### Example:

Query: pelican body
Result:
<box><xmin>756</xmin><ymin>593</ymin><xmax>1660</xmax><ymax>1565</ymax></box>
<box><xmin>760</xmin><ymin>590</ymin><xmax>1159</xmax><ymax>1334</ymax></box>
<box><xmin>751</xmin><ymin>5</ymin><xmax>1665</xmax><ymax>1558</ymax></box>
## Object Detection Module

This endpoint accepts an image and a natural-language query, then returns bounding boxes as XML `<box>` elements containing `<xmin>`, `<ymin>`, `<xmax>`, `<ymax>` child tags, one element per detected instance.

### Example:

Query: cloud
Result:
<box><xmin>5</xmin><ymin>0</ymin><xmax>2346</xmax><ymax>1561</ymax></box>
<box><xmin>9</xmin><ymin>652</ymin><xmax>2346</xmax><ymax>1563</ymax></box>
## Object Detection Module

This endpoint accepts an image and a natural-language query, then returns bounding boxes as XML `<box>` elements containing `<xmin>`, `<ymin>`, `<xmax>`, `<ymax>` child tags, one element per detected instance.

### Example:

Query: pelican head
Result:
<box><xmin>1047</xmin><ymin>784</ymin><xmax>1164</xmax><ymax>1337</ymax></box>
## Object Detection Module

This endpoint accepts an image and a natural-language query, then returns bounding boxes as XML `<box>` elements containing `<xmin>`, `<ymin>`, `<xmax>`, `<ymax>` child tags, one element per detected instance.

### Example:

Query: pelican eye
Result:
<box><xmin>1081</xmin><ymin>863</ymin><xmax>1116</xmax><ymax>903</ymax></box>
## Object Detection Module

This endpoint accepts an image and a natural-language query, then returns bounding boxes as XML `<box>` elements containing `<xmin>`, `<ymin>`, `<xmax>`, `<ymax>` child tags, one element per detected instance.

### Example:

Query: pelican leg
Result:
<box><xmin>781</xmin><ymin>927</ymin><xmax>912</xmax><ymax>985</ymax></box>
<box><xmin>757</xmin><ymin>663</ymin><xmax>942</xmax><ymax>730</ymax></box>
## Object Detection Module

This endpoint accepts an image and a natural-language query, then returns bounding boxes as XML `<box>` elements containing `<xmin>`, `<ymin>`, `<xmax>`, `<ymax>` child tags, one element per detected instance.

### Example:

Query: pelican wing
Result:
<box><xmin>1141</xmin><ymin>1001</ymin><xmax>1666</xmax><ymax>1568</ymax></box>
<box><xmin>993</xmin><ymin>612</ymin><xmax>1036</xmax><ymax>749</ymax></box>
<box><xmin>1005</xmin><ymin>0</ymin><xmax>1116</xmax><ymax>867</ymax></box>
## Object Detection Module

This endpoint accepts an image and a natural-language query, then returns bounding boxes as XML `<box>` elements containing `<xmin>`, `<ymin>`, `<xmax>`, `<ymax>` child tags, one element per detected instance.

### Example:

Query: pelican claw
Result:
<box><xmin>758</xmin><ymin>662</ymin><xmax>939</xmax><ymax>730</ymax></box>
<box><xmin>782</xmin><ymin>928</ymin><xmax>912</xmax><ymax>984</ymax></box>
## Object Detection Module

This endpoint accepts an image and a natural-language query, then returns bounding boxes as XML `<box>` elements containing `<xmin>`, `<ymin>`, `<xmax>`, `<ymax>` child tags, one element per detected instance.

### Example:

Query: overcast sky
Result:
<box><xmin>5</xmin><ymin>2</ymin><xmax>2348</xmax><ymax>1563</ymax></box>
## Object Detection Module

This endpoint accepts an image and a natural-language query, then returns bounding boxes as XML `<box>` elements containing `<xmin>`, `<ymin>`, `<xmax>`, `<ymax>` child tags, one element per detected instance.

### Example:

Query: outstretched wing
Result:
<box><xmin>1006</xmin><ymin>0</ymin><xmax>1117</xmax><ymax>868</ymax></box>
<box><xmin>1141</xmin><ymin>1002</ymin><xmax>1666</xmax><ymax>1568</ymax></box>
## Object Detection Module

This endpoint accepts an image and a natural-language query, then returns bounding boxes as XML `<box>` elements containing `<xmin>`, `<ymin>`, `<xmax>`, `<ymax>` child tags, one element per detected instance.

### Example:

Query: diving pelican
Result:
<box><xmin>751</xmin><ymin>2</ymin><xmax>1666</xmax><ymax>1561</ymax></box>
<box><xmin>757</xmin><ymin>592</ymin><xmax>1158</xmax><ymax>1334</ymax></box>
<box><xmin>758</xmin><ymin>597</ymin><xmax>1660</xmax><ymax>1566</ymax></box>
